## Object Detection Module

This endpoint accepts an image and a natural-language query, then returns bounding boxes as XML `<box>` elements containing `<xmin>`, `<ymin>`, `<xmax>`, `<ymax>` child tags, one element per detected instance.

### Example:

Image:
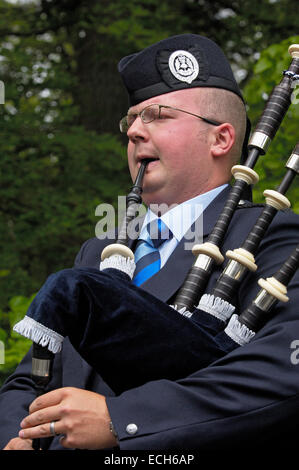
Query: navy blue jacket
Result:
<box><xmin>1</xmin><ymin>186</ymin><xmax>299</xmax><ymax>450</ymax></box>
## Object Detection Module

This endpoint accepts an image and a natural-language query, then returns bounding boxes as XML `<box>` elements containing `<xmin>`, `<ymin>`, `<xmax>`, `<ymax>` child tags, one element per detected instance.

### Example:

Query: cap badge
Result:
<box><xmin>168</xmin><ymin>50</ymin><xmax>199</xmax><ymax>84</ymax></box>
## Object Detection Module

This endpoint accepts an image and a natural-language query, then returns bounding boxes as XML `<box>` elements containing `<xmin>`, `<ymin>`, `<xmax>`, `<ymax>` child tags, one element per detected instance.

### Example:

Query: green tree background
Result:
<box><xmin>0</xmin><ymin>0</ymin><xmax>298</xmax><ymax>384</ymax></box>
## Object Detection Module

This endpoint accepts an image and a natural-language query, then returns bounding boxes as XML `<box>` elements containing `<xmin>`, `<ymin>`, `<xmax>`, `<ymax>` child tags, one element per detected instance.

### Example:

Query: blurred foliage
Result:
<box><xmin>0</xmin><ymin>293</ymin><xmax>33</xmax><ymax>385</ymax></box>
<box><xmin>243</xmin><ymin>35</ymin><xmax>299</xmax><ymax>212</ymax></box>
<box><xmin>0</xmin><ymin>0</ymin><xmax>298</xmax><ymax>383</ymax></box>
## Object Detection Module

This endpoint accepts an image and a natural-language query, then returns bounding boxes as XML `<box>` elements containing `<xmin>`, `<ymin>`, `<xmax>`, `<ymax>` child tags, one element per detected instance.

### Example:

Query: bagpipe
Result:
<box><xmin>13</xmin><ymin>44</ymin><xmax>299</xmax><ymax>419</ymax></box>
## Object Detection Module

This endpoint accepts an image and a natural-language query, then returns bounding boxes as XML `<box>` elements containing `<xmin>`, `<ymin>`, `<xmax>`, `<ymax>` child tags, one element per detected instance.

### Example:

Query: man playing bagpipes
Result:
<box><xmin>1</xmin><ymin>34</ymin><xmax>299</xmax><ymax>451</ymax></box>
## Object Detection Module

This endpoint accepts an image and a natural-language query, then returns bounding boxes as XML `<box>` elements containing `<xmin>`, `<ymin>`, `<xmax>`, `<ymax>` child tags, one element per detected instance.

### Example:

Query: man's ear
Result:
<box><xmin>210</xmin><ymin>123</ymin><xmax>235</xmax><ymax>157</ymax></box>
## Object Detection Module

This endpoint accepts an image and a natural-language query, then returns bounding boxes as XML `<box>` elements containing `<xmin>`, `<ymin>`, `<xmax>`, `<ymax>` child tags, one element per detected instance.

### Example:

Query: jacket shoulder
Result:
<box><xmin>74</xmin><ymin>236</ymin><xmax>113</xmax><ymax>268</ymax></box>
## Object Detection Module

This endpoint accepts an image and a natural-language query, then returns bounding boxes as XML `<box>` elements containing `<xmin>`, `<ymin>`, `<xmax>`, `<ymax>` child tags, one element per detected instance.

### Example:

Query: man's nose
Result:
<box><xmin>127</xmin><ymin>117</ymin><xmax>149</xmax><ymax>143</ymax></box>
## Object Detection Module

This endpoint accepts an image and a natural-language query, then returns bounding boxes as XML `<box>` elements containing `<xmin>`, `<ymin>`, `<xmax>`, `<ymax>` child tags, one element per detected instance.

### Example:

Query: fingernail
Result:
<box><xmin>19</xmin><ymin>430</ymin><xmax>25</xmax><ymax>438</ymax></box>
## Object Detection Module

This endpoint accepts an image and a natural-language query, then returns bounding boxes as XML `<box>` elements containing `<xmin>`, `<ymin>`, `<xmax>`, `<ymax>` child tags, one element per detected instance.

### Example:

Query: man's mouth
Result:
<box><xmin>137</xmin><ymin>157</ymin><xmax>159</xmax><ymax>168</ymax></box>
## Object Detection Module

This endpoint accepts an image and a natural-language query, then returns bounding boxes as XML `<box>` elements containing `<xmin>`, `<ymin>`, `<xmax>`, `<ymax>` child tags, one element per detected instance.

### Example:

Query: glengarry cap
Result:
<box><xmin>118</xmin><ymin>34</ymin><xmax>245</xmax><ymax>105</ymax></box>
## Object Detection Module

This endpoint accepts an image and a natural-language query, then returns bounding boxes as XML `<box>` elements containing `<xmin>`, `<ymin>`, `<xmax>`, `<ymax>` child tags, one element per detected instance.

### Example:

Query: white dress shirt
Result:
<box><xmin>139</xmin><ymin>184</ymin><xmax>227</xmax><ymax>267</ymax></box>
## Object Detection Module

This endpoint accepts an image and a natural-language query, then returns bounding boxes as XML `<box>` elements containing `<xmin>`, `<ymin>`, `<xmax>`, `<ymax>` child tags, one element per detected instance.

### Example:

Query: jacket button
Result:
<box><xmin>126</xmin><ymin>423</ymin><xmax>138</xmax><ymax>435</ymax></box>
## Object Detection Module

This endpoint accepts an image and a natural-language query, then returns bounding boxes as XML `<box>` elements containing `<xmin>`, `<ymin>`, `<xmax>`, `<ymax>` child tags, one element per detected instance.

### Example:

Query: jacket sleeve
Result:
<box><xmin>0</xmin><ymin>344</ymin><xmax>63</xmax><ymax>448</ymax></box>
<box><xmin>106</xmin><ymin>210</ymin><xmax>299</xmax><ymax>450</ymax></box>
<box><xmin>0</xmin><ymin>237</ymin><xmax>110</xmax><ymax>449</ymax></box>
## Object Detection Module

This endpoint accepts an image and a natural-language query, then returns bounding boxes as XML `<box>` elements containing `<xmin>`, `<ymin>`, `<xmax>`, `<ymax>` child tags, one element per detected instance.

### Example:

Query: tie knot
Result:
<box><xmin>146</xmin><ymin>219</ymin><xmax>172</xmax><ymax>248</ymax></box>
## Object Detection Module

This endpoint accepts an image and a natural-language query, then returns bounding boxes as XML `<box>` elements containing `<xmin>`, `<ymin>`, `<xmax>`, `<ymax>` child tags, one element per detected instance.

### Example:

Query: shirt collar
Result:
<box><xmin>140</xmin><ymin>184</ymin><xmax>227</xmax><ymax>242</ymax></box>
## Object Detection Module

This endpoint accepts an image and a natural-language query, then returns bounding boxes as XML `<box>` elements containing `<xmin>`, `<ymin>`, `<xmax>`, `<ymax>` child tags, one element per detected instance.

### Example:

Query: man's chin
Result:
<box><xmin>143</xmin><ymin>192</ymin><xmax>178</xmax><ymax>214</ymax></box>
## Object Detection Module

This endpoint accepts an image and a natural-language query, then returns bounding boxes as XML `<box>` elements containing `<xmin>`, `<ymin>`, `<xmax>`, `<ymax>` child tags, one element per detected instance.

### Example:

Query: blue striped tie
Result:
<box><xmin>132</xmin><ymin>219</ymin><xmax>172</xmax><ymax>286</ymax></box>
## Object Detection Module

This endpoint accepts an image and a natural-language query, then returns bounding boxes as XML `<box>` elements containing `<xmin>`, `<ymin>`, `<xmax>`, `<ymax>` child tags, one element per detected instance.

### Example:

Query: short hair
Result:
<box><xmin>195</xmin><ymin>87</ymin><xmax>247</xmax><ymax>164</ymax></box>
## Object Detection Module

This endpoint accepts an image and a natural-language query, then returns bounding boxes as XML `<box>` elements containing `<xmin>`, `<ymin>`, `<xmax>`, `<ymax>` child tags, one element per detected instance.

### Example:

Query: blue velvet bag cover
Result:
<box><xmin>13</xmin><ymin>266</ymin><xmax>241</xmax><ymax>394</ymax></box>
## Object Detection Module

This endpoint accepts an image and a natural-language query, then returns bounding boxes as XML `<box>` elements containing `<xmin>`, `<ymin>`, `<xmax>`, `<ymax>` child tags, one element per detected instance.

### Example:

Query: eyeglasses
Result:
<box><xmin>119</xmin><ymin>103</ymin><xmax>222</xmax><ymax>133</ymax></box>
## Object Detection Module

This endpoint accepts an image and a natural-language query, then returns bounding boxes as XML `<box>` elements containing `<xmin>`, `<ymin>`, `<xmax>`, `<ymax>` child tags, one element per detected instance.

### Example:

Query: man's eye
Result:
<box><xmin>128</xmin><ymin>115</ymin><xmax>137</xmax><ymax>125</ymax></box>
<box><xmin>146</xmin><ymin>111</ymin><xmax>158</xmax><ymax>121</ymax></box>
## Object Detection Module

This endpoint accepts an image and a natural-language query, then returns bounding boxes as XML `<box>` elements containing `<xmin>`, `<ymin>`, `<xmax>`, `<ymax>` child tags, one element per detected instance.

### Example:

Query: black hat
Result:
<box><xmin>118</xmin><ymin>34</ymin><xmax>245</xmax><ymax>106</ymax></box>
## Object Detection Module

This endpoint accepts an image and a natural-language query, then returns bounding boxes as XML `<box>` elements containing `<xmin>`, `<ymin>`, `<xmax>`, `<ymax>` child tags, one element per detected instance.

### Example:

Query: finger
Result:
<box><xmin>21</xmin><ymin>404</ymin><xmax>61</xmax><ymax>429</ymax></box>
<box><xmin>19</xmin><ymin>421</ymin><xmax>63</xmax><ymax>441</ymax></box>
<box><xmin>3</xmin><ymin>437</ymin><xmax>33</xmax><ymax>450</ymax></box>
<box><xmin>29</xmin><ymin>388</ymin><xmax>66</xmax><ymax>414</ymax></box>
<box><xmin>59</xmin><ymin>434</ymin><xmax>73</xmax><ymax>449</ymax></box>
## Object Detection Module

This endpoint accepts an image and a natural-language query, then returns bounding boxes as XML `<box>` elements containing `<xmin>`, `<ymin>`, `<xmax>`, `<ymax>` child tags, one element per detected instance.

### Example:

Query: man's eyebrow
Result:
<box><xmin>127</xmin><ymin>107</ymin><xmax>140</xmax><ymax>115</ymax></box>
<box><xmin>127</xmin><ymin>103</ymin><xmax>160</xmax><ymax>115</ymax></box>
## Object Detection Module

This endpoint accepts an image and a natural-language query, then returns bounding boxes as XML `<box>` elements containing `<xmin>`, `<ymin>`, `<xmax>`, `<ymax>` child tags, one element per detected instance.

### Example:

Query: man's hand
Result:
<box><xmin>18</xmin><ymin>387</ymin><xmax>118</xmax><ymax>450</ymax></box>
<box><xmin>3</xmin><ymin>437</ymin><xmax>33</xmax><ymax>450</ymax></box>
